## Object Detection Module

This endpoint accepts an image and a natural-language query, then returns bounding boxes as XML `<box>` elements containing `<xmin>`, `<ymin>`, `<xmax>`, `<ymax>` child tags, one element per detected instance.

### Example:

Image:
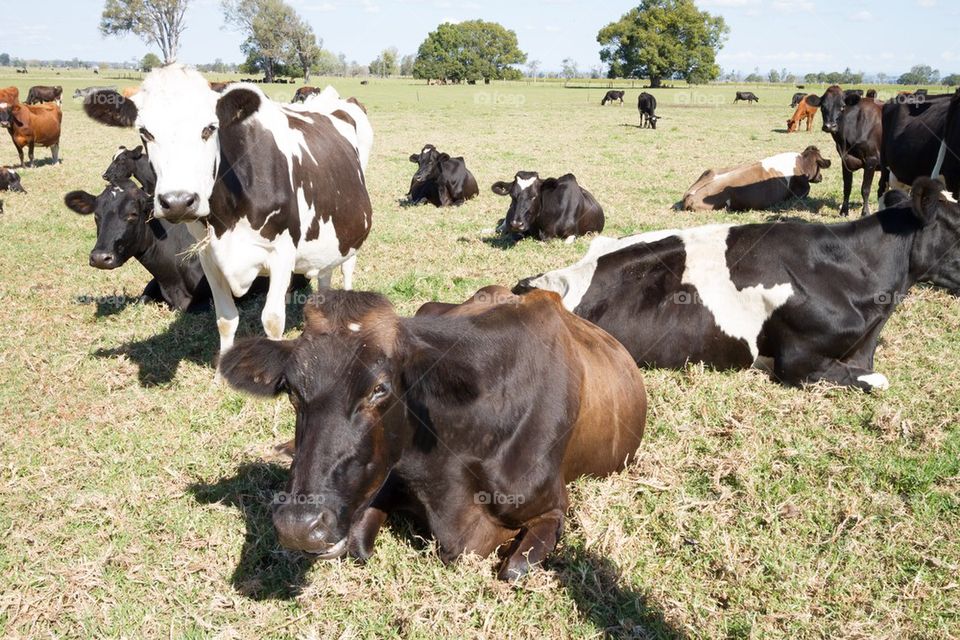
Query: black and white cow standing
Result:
<box><xmin>515</xmin><ymin>178</ymin><xmax>960</xmax><ymax>391</ymax></box>
<box><xmin>83</xmin><ymin>65</ymin><xmax>373</xmax><ymax>369</ymax></box>
<box><xmin>491</xmin><ymin>172</ymin><xmax>604</xmax><ymax>242</ymax></box>
<box><xmin>637</xmin><ymin>92</ymin><xmax>658</xmax><ymax>129</ymax></box>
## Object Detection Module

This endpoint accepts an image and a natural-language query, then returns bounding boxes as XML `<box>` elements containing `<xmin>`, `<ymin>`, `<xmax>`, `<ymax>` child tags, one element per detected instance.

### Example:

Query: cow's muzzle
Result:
<box><xmin>273</xmin><ymin>502</ymin><xmax>346</xmax><ymax>557</ymax></box>
<box><xmin>156</xmin><ymin>190</ymin><xmax>200</xmax><ymax>222</ymax></box>
<box><xmin>89</xmin><ymin>251</ymin><xmax>119</xmax><ymax>269</ymax></box>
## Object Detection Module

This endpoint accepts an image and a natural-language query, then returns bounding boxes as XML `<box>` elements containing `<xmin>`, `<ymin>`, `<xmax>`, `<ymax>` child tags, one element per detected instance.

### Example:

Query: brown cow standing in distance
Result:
<box><xmin>0</xmin><ymin>102</ymin><xmax>62</xmax><ymax>166</ymax></box>
<box><xmin>220</xmin><ymin>285</ymin><xmax>647</xmax><ymax>581</ymax></box>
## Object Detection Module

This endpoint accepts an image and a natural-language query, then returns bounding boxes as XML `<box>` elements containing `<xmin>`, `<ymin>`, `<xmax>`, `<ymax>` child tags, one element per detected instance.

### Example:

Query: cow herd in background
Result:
<box><xmin>1</xmin><ymin>66</ymin><xmax>959</xmax><ymax>582</ymax></box>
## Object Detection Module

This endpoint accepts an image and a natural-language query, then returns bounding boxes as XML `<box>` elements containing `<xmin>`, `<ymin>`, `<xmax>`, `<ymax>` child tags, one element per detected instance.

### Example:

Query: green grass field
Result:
<box><xmin>1</xmin><ymin>68</ymin><xmax>958</xmax><ymax>639</ymax></box>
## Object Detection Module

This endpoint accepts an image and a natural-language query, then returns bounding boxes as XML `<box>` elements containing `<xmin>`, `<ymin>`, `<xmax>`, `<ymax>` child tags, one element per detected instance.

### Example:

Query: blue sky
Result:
<box><xmin>0</xmin><ymin>0</ymin><xmax>957</xmax><ymax>75</ymax></box>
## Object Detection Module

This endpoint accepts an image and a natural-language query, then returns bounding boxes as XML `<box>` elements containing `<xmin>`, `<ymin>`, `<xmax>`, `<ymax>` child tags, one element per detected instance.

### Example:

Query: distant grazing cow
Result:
<box><xmin>820</xmin><ymin>85</ymin><xmax>883</xmax><ymax>216</ymax></box>
<box><xmin>73</xmin><ymin>86</ymin><xmax>117</xmax><ymax>100</ymax></box>
<box><xmin>292</xmin><ymin>86</ymin><xmax>321</xmax><ymax>103</ymax></box>
<box><xmin>103</xmin><ymin>145</ymin><xmax>156</xmax><ymax>194</ymax></box>
<box><xmin>601</xmin><ymin>90</ymin><xmax>625</xmax><ymax>106</ymax></box>
<box><xmin>25</xmin><ymin>85</ymin><xmax>62</xmax><ymax>104</ymax></box>
<box><xmin>407</xmin><ymin>144</ymin><xmax>479</xmax><ymax>206</ymax></box>
<box><xmin>220</xmin><ymin>286</ymin><xmax>647</xmax><ymax>580</ymax></box>
<box><xmin>0</xmin><ymin>87</ymin><xmax>19</xmax><ymax>106</ymax></box>
<box><xmin>880</xmin><ymin>93</ymin><xmax>957</xmax><ymax>197</ymax></box>
<box><xmin>0</xmin><ymin>101</ymin><xmax>62</xmax><ymax>166</ymax></box>
<box><xmin>787</xmin><ymin>94</ymin><xmax>820</xmax><ymax>132</ymax></box>
<box><xmin>0</xmin><ymin>167</ymin><xmax>24</xmax><ymax>192</ymax></box>
<box><xmin>515</xmin><ymin>177</ymin><xmax>960</xmax><ymax>391</ymax></box>
<box><xmin>790</xmin><ymin>92</ymin><xmax>806</xmax><ymax>108</ymax></box>
<box><xmin>637</xmin><ymin>92</ymin><xmax>658</xmax><ymax>128</ymax></box>
<box><xmin>734</xmin><ymin>91</ymin><xmax>759</xmax><ymax>103</ymax></box>
<box><xmin>83</xmin><ymin>65</ymin><xmax>374</xmax><ymax>367</ymax></box>
<box><xmin>682</xmin><ymin>146</ymin><xmax>830</xmax><ymax>211</ymax></box>
<box><xmin>491</xmin><ymin>172</ymin><xmax>604</xmax><ymax>242</ymax></box>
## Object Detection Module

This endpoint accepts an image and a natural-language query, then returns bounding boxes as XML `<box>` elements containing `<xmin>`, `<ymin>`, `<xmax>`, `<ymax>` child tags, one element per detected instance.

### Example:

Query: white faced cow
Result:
<box><xmin>84</xmin><ymin>65</ymin><xmax>373</xmax><ymax>371</ymax></box>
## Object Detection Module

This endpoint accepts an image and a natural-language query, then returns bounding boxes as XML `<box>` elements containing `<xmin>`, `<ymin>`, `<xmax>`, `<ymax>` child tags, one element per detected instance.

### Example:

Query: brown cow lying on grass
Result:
<box><xmin>682</xmin><ymin>146</ymin><xmax>831</xmax><ymax>211</ymax></box>
<box><xmin>221</xmin><ymin>285</ymin><xmax>647</xmax><ymax>580</ymax></box>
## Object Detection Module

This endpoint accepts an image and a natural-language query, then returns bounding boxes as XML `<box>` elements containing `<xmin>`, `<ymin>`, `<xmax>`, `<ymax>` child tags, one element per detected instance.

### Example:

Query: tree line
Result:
<box><xmin>89</xmin><ymin>1</ymin><xmax>960</xmax><ymax>87</ymax></box>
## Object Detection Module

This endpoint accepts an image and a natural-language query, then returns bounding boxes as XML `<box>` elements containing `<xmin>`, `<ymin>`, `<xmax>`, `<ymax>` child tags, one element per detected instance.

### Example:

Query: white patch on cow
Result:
<box><xmin>564</xmin><ymin>235</ymin><xmax>576</xmax><ymax>244</ymax></box>
<box><xmin>516</xmin><ymin>175</ymin><xmax>537</xmax><ymax>191</ymax></box>
<box><xmin>680</xmin><ymin>226</ymin><xmax>794</xmax><ymax>360</ymax></box>
<box><xmin>529</xmin><ymin>225</ymin><xmax>794</xmax><ymax>360</ymax></box>
<box><xmin>932</xmin><ymin>139</ymin><xmax>948</xmax><ymax>179</ymax></box>
<box><xmin>943</xmin><ymin>190</ymin><xmax>958</xmax><ymax>203</ymax></box>
<box><xmin>0</xmin><ymin>102</ymin><xmax>7</xmax><ymax>109</ymax></box>
<box><xmin>760</xmin><ymin>152</ymin><xmax>801</xmax><ymax>177</ymax></box>
<box><xmin>112</xmin><ymin>146</ymin><xmax>126</xmax><ymax>160</ymax></box>
<box><xmin>889</xmin><ymin>171</ymin><xmax>908</xmax><ymax>190</ymax></box>
<box><xmin>347</xmin><ymin>322</ymin><xmax>361</xmax><ymax>332</ymax></box>
<box><xmin>857</xmin><ymin>373</ymin><xmax>890</xmax><ymax>390</ymax></box>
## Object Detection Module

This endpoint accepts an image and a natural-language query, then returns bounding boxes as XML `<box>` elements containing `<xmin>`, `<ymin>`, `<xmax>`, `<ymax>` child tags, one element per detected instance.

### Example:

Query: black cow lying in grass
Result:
<box><xmin>65</xmin><ymin>181</ymin><xmax>214</xmax><ymax>311</ymax></box>
<box><xmin>491</xmin><ymin>172</ymin><xmax>604</xmax><ymax>242</ymax></box>
<box><xmin>515</xmin><ymin>178</ymin><xmax>960</xmax><ymax>391</ymax></box>
<box><xmin>407</xmin><ymin>144</ymin><xmax>479</xmax><ymax>207</ymax></box>
<box><xmin>221</xmin><ymin>286</ymin><xmax>647</xmax><ymax>581</ymax></box>
<box><xmin>0</xmin><ymin>167</ymin><xmax>24</xmax><ymax>192</ymax></box>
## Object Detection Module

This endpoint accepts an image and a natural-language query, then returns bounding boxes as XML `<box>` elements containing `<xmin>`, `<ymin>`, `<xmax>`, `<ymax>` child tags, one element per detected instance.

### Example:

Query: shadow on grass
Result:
<box><xmin>188</xmin><ymin>461</ymin><xmax>317</xmax><ymax>600</ymax></box>
<box><xmin>481</xmin><ymin>233</ymin><xmax>525</xmax><ymax>250</ymax></box>
<box><xmin>92</xmin><ymin>281</ymin><xmax>311</xmax><ymax>386</ymax></box>
<box><xmin>550</xmin><ymin>545</ymin><xmax>687</xmax><ymax>639</ymax></box>
<box><xmin>766</xmin><ymin>196</ymin><xmax>842</xmax><ymax>218</ymax></box>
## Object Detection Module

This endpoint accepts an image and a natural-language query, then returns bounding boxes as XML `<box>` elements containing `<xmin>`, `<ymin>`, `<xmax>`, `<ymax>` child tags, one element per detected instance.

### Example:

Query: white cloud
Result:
<box><xmin>771</xmin><ymin>0</ymin><xmax>814</xmax><ymax>12</ymax></box>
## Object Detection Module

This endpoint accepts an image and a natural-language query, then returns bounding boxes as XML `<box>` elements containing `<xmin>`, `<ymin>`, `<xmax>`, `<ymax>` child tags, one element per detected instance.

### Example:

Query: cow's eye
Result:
<box><xmin>369</xmin><ymin>382</ymin><xmax>390</xmax><ymax>402</ymax></box>
<box><xmin>201</xmin><ymin>124</ymin><xmax>217</xmax><ymax>141</ymax></box>
<box><xmin>138</xmin><ymin>127</ymin><xmax>154</xmax><ymax>142</ymax></box>
<box><xmin>126</xmin><ymin>210</ymin><xmax>139</xmax><ymax>222</ymax></box>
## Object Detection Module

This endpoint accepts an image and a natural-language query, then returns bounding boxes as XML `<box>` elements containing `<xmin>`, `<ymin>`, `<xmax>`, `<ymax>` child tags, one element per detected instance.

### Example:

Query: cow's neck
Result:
<box><xmin>135</xmin><ymin>221</ymin><xmax>201</xmax><ymax>305</ymax></box>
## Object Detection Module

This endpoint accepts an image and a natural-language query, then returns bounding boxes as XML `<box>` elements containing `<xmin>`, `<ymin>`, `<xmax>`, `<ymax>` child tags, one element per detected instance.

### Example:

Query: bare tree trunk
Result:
<box><xmin>300</xmin><ymin>53</ymin><xmax>311</xmax><ymax>82</ymax></box>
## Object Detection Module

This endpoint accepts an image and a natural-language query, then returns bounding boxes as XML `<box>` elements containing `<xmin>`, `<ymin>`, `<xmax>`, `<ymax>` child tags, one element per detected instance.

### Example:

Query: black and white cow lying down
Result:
<box><xmin>491</xmin><ymin>172</ymin><xmax>604</xmax><ymax>242</ymax></box>
<box><xmin>83</xmin><ymin>65</ymin><xmax>373</xmax><ymax>368</ymax></box>
<box><xmin>515</xmin><ymin>178</ymin><xmax>960</xmax><ymax>391</ymax></box>
<box><xmin>407</xmin><ymin>144</ymin><xmax>479</xmax><ymax>207</ymax></box>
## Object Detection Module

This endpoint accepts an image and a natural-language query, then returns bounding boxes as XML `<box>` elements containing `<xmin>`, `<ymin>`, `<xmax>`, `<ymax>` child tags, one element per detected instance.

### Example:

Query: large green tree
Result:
<box><xmin>597</xmin><ymin>0</ymin><xmax>728</xmax><ymax>87</ymax></box>
<box><xmin>898</xmin><ymin>64</ymin><xmax>939</xmax><ymax>85</ymax></box>
<box><xmin>413</xmin><ymin>20</ymin><xmax>526</xmax><ymax>83</ymax></box>
<box><xmin>101</xmin><ymin>0</ymin><xmax>190</xmax><ymax>64</ymax></box>
<box><xmin>223</xmin><ymin>0</ymin><xmax>319</xmax><ymax>82</ymax></box>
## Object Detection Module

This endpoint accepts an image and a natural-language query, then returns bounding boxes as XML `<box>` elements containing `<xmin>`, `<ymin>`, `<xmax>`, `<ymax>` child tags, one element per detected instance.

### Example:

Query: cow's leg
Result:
<box><xmin>497</xmin><ymin>508</ymin><xmax>565</xmax><ymax>581</ymax></box>
<box><xmin>27</xmin><ymin>142</ymin><xmax>35</xmax><ymax>167</ymax></box>
<box><xmin>840</xmin><ymin>165</ymin><xmax>853</xmax><ymax>216</ymax></box>
<box><xmin>340</xmin><ymin>255</ymin><xmax>357</xmax><ymax>290</ymax></box>
<box><xmin>198</xmin><ymin>250</ymin><xmax>239</xmax><ymax>377</ymax></box>
<box><xmin>51</xmin><ymin>143</ymin><xmax>59</xmax><ymax>164</ymax></box>
<box><xmin>261</xmin><ymin>268</ymin><xmax>292</xmax><ymax>341</ymax></box>
<box><xmin>14</xmin><ymin>145</ymin><xmax>24</xmax><ymax>167</ymax></box>
<box><xmin>877</xmin><ymin>167</ymin><xmax>889</xmax><ymax>199</ymax></box>
<box><xmin>860</xmin><ymin>166</ymin><xmax>875</xmax><ymax>217</ymax></box>
<box><xmin>316</xmin><ymin>269</ymin><xmax>333</xmax><ymax>289</ymax></box>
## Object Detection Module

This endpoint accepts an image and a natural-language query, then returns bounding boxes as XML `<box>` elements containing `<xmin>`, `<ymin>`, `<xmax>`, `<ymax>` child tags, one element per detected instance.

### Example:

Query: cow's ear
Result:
<box><xmin>219</xmin><ymin>337</ymin><xmax>295</xmax><ymax>397</ymax></box>
<box><xmin>216</xmin><ymin>88</ymin><xmax>261</xmax><ymax>128</ymax></box>
<box><xmin>64</xmin><ymin>191</ymin><xmax>97</xmax><ymax>215</ymax></box>
<box><xmin>491</xmin><ymin>181</ymin><xmax>512</xmax><ymax>196</ymax></box>
<box><xmin>911</xmin><ymin>178</ymin><xmax>952</xmax><ymax>227</ymax></box>
<box><xmin>409</xmin><ymin>154</ymin><xmax>420</xmax><ymax>163</ymax></box>
<box><xmin>84</xmin><ymin>90</ymin><xmax>138</xmax><ymax>127</ymax></box>
<box><xmin>844</xmin><ymin>93</ymin><xmax>861</xmax><ymax>107</ymax></box>
<box><xmin>805</xmin><ymin>94</ymin><xmax>821</xmax><ymax>107</ymax></box>
<box><xmin>131</xmin><ymin>145</ymin><xmax>144</xmax><ymax>157</ymax></box>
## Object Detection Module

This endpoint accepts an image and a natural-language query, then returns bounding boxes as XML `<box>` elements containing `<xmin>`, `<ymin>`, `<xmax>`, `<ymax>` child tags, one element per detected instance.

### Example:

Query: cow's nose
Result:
<box><xmin>822</xmin><ymin>124</ymin><xmax>836</xmax><ymax>133</ymax></box>
<box><xmin>273</xmin><ymin>503</ymin><xmax>338</xmax><ymax>552</ymax></box>
<box><xmin>156</xmin><ymin>190</ymin><xmax>199</xmax><ymax>221</ymax></box>
<box><xmin>89</xmin><ymin>251</ymin><xmax>118</xmax><ymax>269</ymax></box>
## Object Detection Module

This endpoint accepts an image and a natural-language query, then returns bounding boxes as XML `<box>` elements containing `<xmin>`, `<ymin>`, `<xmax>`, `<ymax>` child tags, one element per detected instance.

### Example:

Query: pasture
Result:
<box><xmin>1</xmin><ymin>69</ymin><xmax>958</xmax><ymax>639</ymax></box>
